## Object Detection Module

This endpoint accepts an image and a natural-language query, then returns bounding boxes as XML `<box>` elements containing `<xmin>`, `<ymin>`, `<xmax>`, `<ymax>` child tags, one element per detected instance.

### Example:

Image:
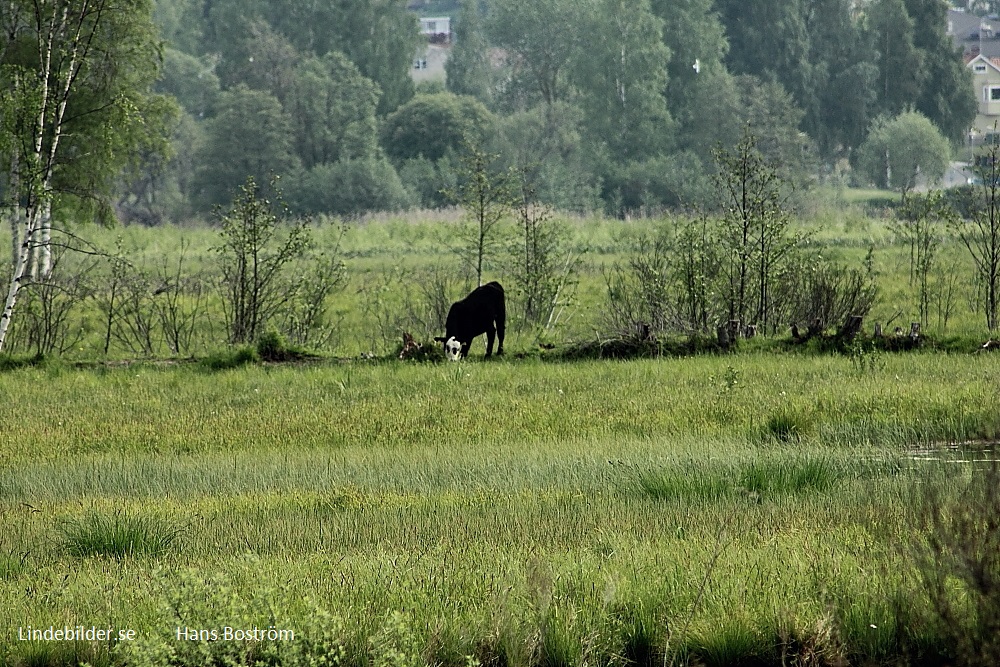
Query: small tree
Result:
<box><xmin>447</xmin><ymin>140</ymin><xmax>518</xmax><ymax>286</ymax></box>
<box><xmin>509</xmin><ymin>179</ymin><xmax>581</xmax><ymax>330</ymax></box>
<box><xmin>674</xmin><ymin>214</ymin><xmax>722</xmax><ymax>334</ymax></box>
<box><xmin>896</xmin><ymin>192</ymin><xmax>953</xmax><ymax>329</ymax></box>
<box><xmin>215</xmin><ymin>177</ymin><xmax>310</xmax><ymax>345</ymax></box>
<box><xmin>955</xmin><ymin>135</ymin><xmax>1000</xmax><ymax>332</ymax></box>
<box><xmin>714</xmin><ymin>127</ymin><xmax>797</xmax><ymax>334</ymax></box>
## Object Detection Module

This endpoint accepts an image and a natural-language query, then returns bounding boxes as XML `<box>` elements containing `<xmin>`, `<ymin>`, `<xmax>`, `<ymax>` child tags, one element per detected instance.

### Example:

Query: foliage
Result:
<box><xmin>896</xmin><ymin>192</ymin><xmax>955</xmax><ymax>328</ymax></box>
<box><xmin>446</xmin><ymin>141</ymin><xmax>519</xmax><ymax>286</ymax></box>
<box><xmin>193</xmin><ymin>86</ymin><xmax>299</xmax><ymax>210</ymax></box>
<box><xmin>854</xmin><ymin>111</ymin><xmax>951</xmax><ymax>198</ymax></box>
<box><xmin>490</xmin><ymin>102</ymin><xmax>602</xmax><ymax>214</ymax></box>
<box><xmin>573</xmin><ymin>0</ymin><xmax>675</xmax><ymax>163</ymax></box>
<box><xmin>507</xmin><ymin>193</ymin><xmax>581</xmax><ymax>330</ymax></box>
<box><xmin>954</xmin><ymin>137</ymin><xmax>1000</xmax><ymax>331</ymax></box>
<box><xmin>446</xmin><ymin>0</ymin><xmax>494</xmax><ymax>104</ymax></box>
<box><xmin>486</xmin><ymin>0</ymin><xmax>583</xmax><ymax>108</ymax></box>
<box><xmin>214</xmin><ymin>177</ymin><xmax>311</xmax><ymax>344</ymax></box>
<box><xmin>781</xmin><ymin>250</ymin><xmax>880</xmax><ymax>337</ymax></box>
<box><xmin>714</xmin><ymin>127</ymin><xmax>799</xmax><ymax>333</ymax></box>
<box><xmin>382</xmin><ymin>92</ymin><xmax>494</xmax><ymax>163</ymax></box>
<box><xmin>0</xmin><ymin>0</ymin><xmax>174</xmax><ymax>351</ymax></box>
<box><xmin>913</xmin><ymin>463</ymin><xmax>1000</xmax><ymax>666</ymax></box>
<box><xmin>286</xmin><ymin>159</ymin><xmax>415</xmax><ymax>217</ymax></box>
<box><xmin>287</xmin><ymin>52</ymin><xmax>381</xmax><ymax>170</ymax></box>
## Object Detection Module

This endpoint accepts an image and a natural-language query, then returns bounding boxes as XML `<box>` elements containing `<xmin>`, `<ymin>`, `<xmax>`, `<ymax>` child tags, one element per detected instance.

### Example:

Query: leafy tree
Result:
<box><xmin>213</xmin><ymin>19</ymin><xmax>300</xmax><ymax>105</ymax></box>
<box><xmin>447</xmin><ymin>141</ymin><xmax>518</xmax><ymax>286</ymax></box>
<box><xmin>574</xmin><ymin>0</ymin><xmax>675</xmax><ymax>163</ymax></box>
<box><xmin>865</xmin><ymin>0</ymin><xmax>926</xmax><ymax>118</ymax></box>
<box><xmin>285</xmin><ymin>158</ymin><xmax>414</xmax><ymax>217</ymax></box>
<box><xmin>490</xmin><ymin>102</ymin><xmax>601</xmax><ymax>213</ymax></box>
<box><xmin>155</xmin><ymin>48</ymin><xmax>221</xmax><ymax>118</ymax></box>
<box><xmin>854</xmin><ymin>111</ymin><xmax>951</xmax><ymax>200</ymax></box>
<box><xmin>896</xmin><ymin>192</ymin><xmax>954</xmax><ymax>328</ymax></box>
<box><xmin>214</xmin><ymin>176</ymin><xmax>310</xmax><ymax>345</ymax></box>
<box><xmin>151</xmin><ymin>0</ymin><xmax>203</xmax><ymax>53</ymax></box>
<box><xmin>904</xmin><ymin>0</ymin><xmax>976</xmax><ymax>144</ymax></box>
<box><xmin>486</xmin><ymin>0</ymin><xmax>584</xmax><ymax>109</ymax></box>
<box><xmin>714</xmin><ymin>128</ymin><xmax>798</xmax><ymax>333</ymax></box>
<box><xmin>286</xmin><ymin>53</ymin><xmax>380</xmax><ymax>170</ymax></box>
<box><xmin>202</xmin><ymin>0</ymin><xmax>419</xmax><ymax>115</ymax></box>
<box><xmin>716</xmin><ymin>0</ymin><xmax>815</xmax><ymax>122</ymax></box>
<box><xmin>651</xmin><ymin>0</ymin><xmax>727</xmax><ymax>115</ymax></box>
<box><xmin>674</xmin><ymin>69</ymin><xmax>743</xmax><ymax>161</ymax></box>
<box><xmin>397</xmin><ymin>155</ymin><xmax>457</xmax><ymax>209</ymax></box>
<box><xmin>381</xmin><ymin>92</ymin><xmax>493</xmax><ymax>163</ymax></box>
<box><xmin>736</xmin><ymin>75</ymin><xmax>814</xmax><ymax>188</ymax></box>
<box><xmin>446</xmin><ymin>0</ymin><xmax>493</xmax><ymax>104</ymax></box>
<box><xmin>193</xmin><ymin>85</ymin><xmax>299</xmax><ymax>210</ymax></box>
<box><xmin>507</xmin><ymin>188</ymin><xmax>580</xmax><ymax>329</ymax></box>
<box><xmin>0</xmin><ymin>0</ymin><xmax>172</xmax><ymax>351</ymax></box>
<box><xmin>803</xmin><ymin>0</ymin><xmax>878</xmax><ymax>159</ymax></box>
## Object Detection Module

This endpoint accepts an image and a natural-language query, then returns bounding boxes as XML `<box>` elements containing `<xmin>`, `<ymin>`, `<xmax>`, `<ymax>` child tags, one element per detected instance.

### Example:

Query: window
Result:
<box><xmin>991</xmin><ymin>86</ymin><xmax>1000</xmax><ymax>101</ymax></box>
<box><xmin>426</xmin><ymin>21</ymin><xmax>436</xmax><ymax>32</ymax></box>
<box><xmin>975</xmin><ymin>63</ymin><xmax>988</xmax><ymax>73</ymax></box>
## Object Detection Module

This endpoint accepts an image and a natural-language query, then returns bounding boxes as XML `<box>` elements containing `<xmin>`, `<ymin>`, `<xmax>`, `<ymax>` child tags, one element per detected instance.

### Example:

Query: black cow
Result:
<box><xmin>434</xmin><ymin>282</ymin><xmax>506</xmax><ymax>360</ymax></box>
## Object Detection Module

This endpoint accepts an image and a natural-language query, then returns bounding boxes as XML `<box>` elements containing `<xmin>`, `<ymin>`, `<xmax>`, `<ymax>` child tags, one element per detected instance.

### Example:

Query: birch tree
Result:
<box><xmin>0</xmin><ymin>0</ymin><xmax>168</xmax><ymax>351</ymax></box>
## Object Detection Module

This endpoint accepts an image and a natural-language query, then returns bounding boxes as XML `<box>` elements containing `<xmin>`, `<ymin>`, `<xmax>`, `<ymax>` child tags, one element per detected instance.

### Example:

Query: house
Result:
<box><xmin>948</xmin><ymin>8</ymin><xmax>1000</xmax><ymax>60</ymax></box>
<box><xmin>419</xmin><ymin>17</ymin><xmax>451</xmax><ymax>44</ymax></box>
<box><xmin>967</xmin><ymin>53</ymin><xmax>1000</xmax><ymax>143</ymax></box>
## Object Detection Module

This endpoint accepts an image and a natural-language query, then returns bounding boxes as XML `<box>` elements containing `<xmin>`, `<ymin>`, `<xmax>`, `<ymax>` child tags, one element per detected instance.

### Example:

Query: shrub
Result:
<box><xmin>287</xmin><ymin>158</ymin><xmax>414</xmax><ymax>216</ymax></box>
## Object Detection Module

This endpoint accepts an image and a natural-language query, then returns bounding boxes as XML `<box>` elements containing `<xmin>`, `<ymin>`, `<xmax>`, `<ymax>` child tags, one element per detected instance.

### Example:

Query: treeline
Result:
<box><xmin>118</xmin><ymin>0</ymin><xmax>977</xmax><ymax>223</ymax></box>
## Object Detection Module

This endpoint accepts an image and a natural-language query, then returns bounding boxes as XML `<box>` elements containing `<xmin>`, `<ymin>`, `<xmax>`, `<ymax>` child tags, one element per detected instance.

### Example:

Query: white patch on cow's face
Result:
<box><xmin>444</xmin><ymin>336</ymin><xmax>463</xmax><ymax>361</ymax></box>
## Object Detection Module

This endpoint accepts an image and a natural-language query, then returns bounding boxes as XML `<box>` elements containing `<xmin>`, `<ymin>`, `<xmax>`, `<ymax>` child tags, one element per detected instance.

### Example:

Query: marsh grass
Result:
<box><xmin>59</xmin><ymin>511</ymin><xmax>183</xmax><ymax>559</ymax></box>
<box><xmin>1</xmin><ymin>353</ymin><xmax>998</xmax><ymax>666</ymax></box>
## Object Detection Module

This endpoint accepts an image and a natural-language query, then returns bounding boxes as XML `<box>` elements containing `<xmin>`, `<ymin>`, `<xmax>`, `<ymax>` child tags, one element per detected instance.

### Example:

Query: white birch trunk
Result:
<box><xmin>39</xmin><ymin>200</ymin><xmax>52</xmax><ymax>279</ymax></box>
<box><xmin>0</xmin><ymin>204</ymin><xmax>39</xmax><ymax>350</ymax></box>
<box><xmin>0</xmin><ymin>0</ymin><xmax>93</xmax><ymax>350</ymax></box>
<box><xmin>8</xmin><ymin>155</ymin><xmax>20</xmax><ymax>273</ymax></box>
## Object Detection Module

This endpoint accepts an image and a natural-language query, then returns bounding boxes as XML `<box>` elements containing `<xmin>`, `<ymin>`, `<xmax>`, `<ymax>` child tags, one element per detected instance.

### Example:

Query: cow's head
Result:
<box><xmin>434</xmin><ymin>335</ymin><xmax>465</xmax><ymax>361</ymax></box>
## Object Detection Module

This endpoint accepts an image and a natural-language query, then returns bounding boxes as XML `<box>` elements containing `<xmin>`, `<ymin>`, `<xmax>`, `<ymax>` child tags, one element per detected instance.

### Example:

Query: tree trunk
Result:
<box><xmin>40</xmin><ymin>200</ymin><xmax>53</xmax><ymax>279</ymax></box>
<box><xmin>0</xmin><ymin>205</ymin><xmax>40</xmax><ymax>351</ymax></box>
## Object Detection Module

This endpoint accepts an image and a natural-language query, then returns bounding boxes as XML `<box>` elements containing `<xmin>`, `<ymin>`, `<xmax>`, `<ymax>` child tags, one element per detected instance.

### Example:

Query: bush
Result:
<box><xmin>287</xmin><ymin>158</ymin><xmax>415</xmax><ymax>216</ymax></box>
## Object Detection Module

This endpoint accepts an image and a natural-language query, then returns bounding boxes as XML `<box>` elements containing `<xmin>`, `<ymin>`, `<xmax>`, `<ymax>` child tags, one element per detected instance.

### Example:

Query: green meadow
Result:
<box><xmin>2</xmin><ymin>200</ymin><xmax>1000</xmax><ymax>666</ymax></box>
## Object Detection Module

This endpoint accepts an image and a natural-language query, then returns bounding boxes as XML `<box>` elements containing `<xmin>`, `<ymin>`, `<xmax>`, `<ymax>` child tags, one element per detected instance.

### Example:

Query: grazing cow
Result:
<box><xmin>434</xmin><ymin>282</ymin><xmax>505</xmax><ymax>361</ymax></box>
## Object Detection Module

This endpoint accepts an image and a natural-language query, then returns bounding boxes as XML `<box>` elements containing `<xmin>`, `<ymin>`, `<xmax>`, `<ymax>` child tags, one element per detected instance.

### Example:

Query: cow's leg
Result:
<box><xmin>496</xmin><ymin>317</ymin><xmax>505</xmax><ymax>356</ymax></box>
<box><xmin>485</xmin><ymin>325</ymin><xmax>496</xmax><ymax>357</ymax></box>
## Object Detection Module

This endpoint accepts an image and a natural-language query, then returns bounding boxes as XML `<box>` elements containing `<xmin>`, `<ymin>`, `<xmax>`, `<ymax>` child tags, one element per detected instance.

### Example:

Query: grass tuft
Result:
<box><xmin>198</xmin><ymin>346</ymin><xmax>259</xmax><ymax>370</ymax></box>
<box><xmin>60</xmin><ymin>511</ymin><xmax>181</xmax><ymax>559</ymax></box>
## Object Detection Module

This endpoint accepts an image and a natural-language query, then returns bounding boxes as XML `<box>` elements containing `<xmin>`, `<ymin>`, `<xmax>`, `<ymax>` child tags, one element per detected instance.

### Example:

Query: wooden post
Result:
<box><xmin>728</xmin><ymin>319</ymin><xmax>741</xmax><ymax>342</ymax></box>
<box><xmin>717</xmin><ymin>325</ymin><xmax>730</xmax><ymax>348</ymax></box>
<box><xmin>874</xmin><ymin>323</ymin><xmax>883</xmax><ymax>338</ymax></box>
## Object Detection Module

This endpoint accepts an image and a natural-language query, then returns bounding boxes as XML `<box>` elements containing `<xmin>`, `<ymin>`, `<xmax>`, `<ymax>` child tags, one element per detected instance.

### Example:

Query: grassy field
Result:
<box><xmin>1</xmin><ymin>351</ymin><xmax>999</xmax><ymax>666</ymax></box>
<box><xmin>2</xmin><ymin>197</ymin><xmax>1000</xmax><ymax>666</ymax></box>
<box><xmin>2</xmin><ymin>191</ymin><xmax>992</xmax><ymax>362</ymax></box>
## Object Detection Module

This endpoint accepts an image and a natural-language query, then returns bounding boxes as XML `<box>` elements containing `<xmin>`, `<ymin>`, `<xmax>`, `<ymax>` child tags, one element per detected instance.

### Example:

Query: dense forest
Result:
<box><xmin>0</xmin><ymin>0</ymin><xmax>988</xmax><ymax>226</ymax></box>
